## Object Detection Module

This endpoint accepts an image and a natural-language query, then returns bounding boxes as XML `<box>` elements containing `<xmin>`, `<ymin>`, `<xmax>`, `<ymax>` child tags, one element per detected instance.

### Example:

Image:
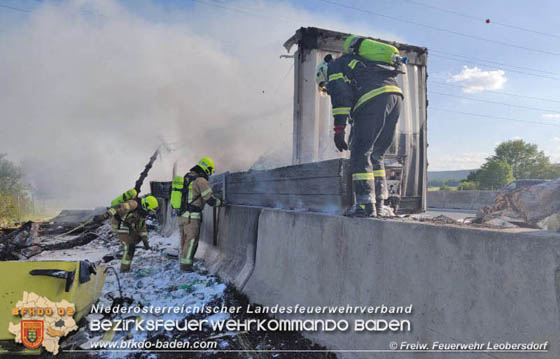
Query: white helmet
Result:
<box><xmin>315</xmin><ymin>61</ymin><xmax>329</xmax><ymax>93</ymax></box>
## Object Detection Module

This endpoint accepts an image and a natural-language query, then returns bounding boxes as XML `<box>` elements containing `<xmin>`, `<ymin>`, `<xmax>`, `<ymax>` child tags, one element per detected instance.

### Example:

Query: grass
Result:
<box><xmin>428</xmin><ymin>186</ymin><xmax>458</xmax><ymax>192</ymax></box>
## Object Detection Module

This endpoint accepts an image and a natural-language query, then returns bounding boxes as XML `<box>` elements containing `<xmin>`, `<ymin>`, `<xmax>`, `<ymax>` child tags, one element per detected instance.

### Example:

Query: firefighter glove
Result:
<box><xmin>333</xmin><ymin>126</ymin><xmax>348</xmax><ymax>152</ymax></box>
<box><xmin>93</xmin><ymin>213</ymin><xmax>109</xmax><ymax>223</ymax></box>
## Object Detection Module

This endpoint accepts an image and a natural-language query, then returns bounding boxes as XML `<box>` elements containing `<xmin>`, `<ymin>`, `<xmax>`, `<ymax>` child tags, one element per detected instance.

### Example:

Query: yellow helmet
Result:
<box><xmin>125</xmin><ymin>188</ymin><xmax>137</xmax><ymax>200</ymax></box>
<box><xmin>343</xmin><ymin>34</ymin><xmax>360</xmax><ymax>54</ymax></box>
<box><xmin>141</xmin><ymin>195</ymin><xmax>159</xmax><ymax>212</ymax></box>
<box><xmin>198</xmin><ymin>157</ymin><xmax>215</xmax><ymax>176</ymax></box>
<box><xmin>110</xmin><ymin>188</ymin><xmax>138</xmax><ymax>207</ymax></box>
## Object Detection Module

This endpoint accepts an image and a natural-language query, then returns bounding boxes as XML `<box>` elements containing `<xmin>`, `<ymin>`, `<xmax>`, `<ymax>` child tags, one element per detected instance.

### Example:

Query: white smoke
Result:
<box><xmin>0</xmin><ymin>0</ymin><xmax>400</xmax><ymax>208</ymax></box>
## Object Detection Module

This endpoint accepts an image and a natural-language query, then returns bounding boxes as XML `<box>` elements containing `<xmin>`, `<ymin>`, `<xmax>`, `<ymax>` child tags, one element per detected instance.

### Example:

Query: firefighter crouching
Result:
<box><xmin>111</xmin><ymin>188</ymin><xmax>137</xmax><ymax>206</ymax></box>
<box><xmin>171</xmin><ymin>157</ymin><xmax>224</xmax><ymax>272</ymax></box>
<box><xmin>94</xmin><ymin>195</ymin><xmax>159</xmax><ymax>272</ymax></box>
<box><xmin>109</xmin><ymin>188</ymin><xmax>137</xmax><ymax>242</ymax></box>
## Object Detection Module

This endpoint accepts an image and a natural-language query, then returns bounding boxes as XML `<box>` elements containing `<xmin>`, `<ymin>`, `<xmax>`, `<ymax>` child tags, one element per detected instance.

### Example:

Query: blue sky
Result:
<box><xmin>1</xmin><ymin>0</ymin><xmax>559</xmax><ymax>174</ymax></box>
<box><xmin>299</xmin><ymin>0</ymin><xmax>560</xmax><ymax>169</ymax></box>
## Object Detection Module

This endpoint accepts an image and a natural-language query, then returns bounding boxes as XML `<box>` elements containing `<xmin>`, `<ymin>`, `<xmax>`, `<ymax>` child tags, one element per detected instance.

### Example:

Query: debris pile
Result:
<box><xmin>52</xmin><ymin>230</ymin><xmax>335</xmax><ymax>359</ymax></box>
<box><xmin>0</xmin><ymin>221</ymin><xmax>36</xmax><ymax>260</ymax></box>
<box><xmin>0</xmin><ymin>209</ymin><xmax>106</xmax><ymax>261</ymax></box>
<box><xmin>475</xmin><ymin>178</ymin><xmax>560</xmax><ymax>231</ymax></box>
<box><xmin>2</xmin><ymin>210</ymin><xmax>335</xmax><ymax>358</ymax></box>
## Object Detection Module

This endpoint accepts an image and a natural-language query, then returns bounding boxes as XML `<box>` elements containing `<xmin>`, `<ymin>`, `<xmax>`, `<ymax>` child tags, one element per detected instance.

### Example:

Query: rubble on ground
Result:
<box><xmin>538</xmin><ymin>213</ymin><xmax>560</xmax><ymax>232</ymax></box>
<box><xmin>0</xmin><ymin>210</ymin><xmax>106</xmax><ymax>260</ymax></box>
<box><xmin>2</xmin><ymin>210</ymin><xmax>336</xmax><ymax>358</ymax></box>
<box><xmin>430</xmin><ymin>214</ymin><xmax>459</xmax><ymax>225</ymax></box>
<box><xmin>0</xmin><ymin>221</ymin><xmax>35</xmax><ymax>260</ymax></box>
<box><xmin>52</xmin><ymin>229</ymin><xmax>335</xmax><ymax>359</ymax></box>
<box><xmin>475</xmin><ymin>178</ymin><xmax>560</xmax><ymax>231</ymax></box>
<box><xmin>481</xmin><ymin>217</ymin><xmax>519</xmax><ymax>229</ymax></box>
<box><xmin>410</xmin><ymin>213</ymin><xmax>472</xmax><ymax>225</ymax></box>
<box><xmin>52</xmin><ymin>208</ymin><xmax>106</xmax><ymax>224</ymax></box>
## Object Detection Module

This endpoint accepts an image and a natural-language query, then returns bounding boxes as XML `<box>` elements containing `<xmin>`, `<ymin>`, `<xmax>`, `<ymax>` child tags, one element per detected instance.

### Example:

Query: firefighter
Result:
<box><xmin>109</xmin><ymin>189</ymin><xmax>137</xmax><ymax>239</ymax></box>
<box><xmin>172</xmin><ymin>157</ymin><xmax>223</xmax><ymax>272</ymax></box>
<box><xmin>316</xmin><ymin>35</ymin><xmax>405</xmax><ymax>217</ymax></box>
<box><xmin>94</xmin><ymin>195</ymin><xmax>159</xmax><ymax>272</ymax></box>
<box><xmin>110</xmin><ymin>188</ymin><xmax>137</xmax><ymax>206</ymax></box>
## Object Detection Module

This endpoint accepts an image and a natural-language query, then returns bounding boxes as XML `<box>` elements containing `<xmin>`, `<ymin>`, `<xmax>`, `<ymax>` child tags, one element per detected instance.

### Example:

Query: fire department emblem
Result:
<box><xmin>21</xmin><ymin>320</ymin><xmax>44</xmax><ymax>349</ymax></box>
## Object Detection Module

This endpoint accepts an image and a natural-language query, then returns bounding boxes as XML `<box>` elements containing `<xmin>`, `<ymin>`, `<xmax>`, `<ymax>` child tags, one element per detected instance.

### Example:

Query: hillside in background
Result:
<box><xmin>428</xmin><ymin>169</ymin><xmax>475</xmax><ymax>187</ymax></box>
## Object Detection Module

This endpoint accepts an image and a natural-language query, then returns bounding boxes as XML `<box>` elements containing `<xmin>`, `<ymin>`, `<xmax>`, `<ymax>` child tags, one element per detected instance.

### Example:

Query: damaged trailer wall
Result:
<box><xmin>285</xmin><ymin>27</ymin><xmax>428</xmax><ymax>213</ymax></box>
<box><xmin>151</xmin><ymin>159</ymin><xmax>352</xmax><ymax>217</ymax></box>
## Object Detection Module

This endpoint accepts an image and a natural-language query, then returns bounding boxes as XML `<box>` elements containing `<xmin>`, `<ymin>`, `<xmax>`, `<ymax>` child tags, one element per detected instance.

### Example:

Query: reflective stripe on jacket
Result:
<box><xmin>109</xmin><ymin>199</ymin><xmax>147</xmax><ymax>237</ymax></box>
<box><xmin>179</xmin><ymin>172</ymin><xmax>220</xmax><ymax>218</ymax></box>
<box><xmin>327</xmin><ymin>54</ymin><xmax>403</xmax><ymax>126</ymax></box>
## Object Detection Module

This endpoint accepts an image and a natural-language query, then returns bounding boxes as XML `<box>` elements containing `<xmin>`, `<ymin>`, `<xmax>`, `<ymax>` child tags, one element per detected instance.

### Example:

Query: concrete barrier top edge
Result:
<box><xmin>254</xmin><ymin>206</ymin><xmax>560</xmax><ymax>242</ymax></box>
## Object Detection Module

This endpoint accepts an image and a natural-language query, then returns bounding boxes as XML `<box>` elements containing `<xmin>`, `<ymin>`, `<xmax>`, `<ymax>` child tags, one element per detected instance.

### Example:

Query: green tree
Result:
<box><xmin>494</xmin><ymin>140</ymin><xmax>554</xmax><ymax>179</ymax></box>
<box><xmin>465</xmin><ymin>170</ymin><xmax>478</xmax><ymax>182</ymax></box>
<box><xmin>476</xmin><ymin>158</ymin><xmax>514</xmax><ymax>190</ymax></box>
<box><xmin>468</xmin><ymin>140</ymin><xmax>558</xmax><ymax>189</ymax></box>
<box><xmin>544</xmin><ymin>163</ymin><xmax>560</xmax><ymax>178</ymax></box>
<box><xmin>458</xmin><ymin>181</ymin><xmax>477</xmax><ymax>190</ymax></box>
<box><xmin>0</xmin><ymin>154</ymin><xmax>33</xmax><ymax>226</ymax></box>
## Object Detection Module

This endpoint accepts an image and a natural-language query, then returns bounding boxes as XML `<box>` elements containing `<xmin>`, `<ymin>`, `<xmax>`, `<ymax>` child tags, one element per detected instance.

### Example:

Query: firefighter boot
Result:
<box><xmin>120</xmin><ymin>242</ymin><xmax>136</xmax><ymax>272</ymax></box>
<box><xmin>180</xmin><ymin>264</ymin><xmax>193</xmax><ymax>272</ymax></box>
<box><xmin>344</xmin><ymin>203</ymin><xmax>376</xmax><ymax>218</ymax></box>
<box><xmin>375</xmin><ymin>200</ymin><xmax>385</xmax><ymax>217</ymax></box>
<box><xmin>374</xmin><ymin>177</ymin><xmax>387</xmax><ymax>217</ymax></box>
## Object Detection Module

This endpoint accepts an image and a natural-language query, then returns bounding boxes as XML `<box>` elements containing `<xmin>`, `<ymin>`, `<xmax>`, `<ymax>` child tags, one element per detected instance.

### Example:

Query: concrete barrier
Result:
<box><xmin>201</xmin><ymin>205</ymin><xmax>560</xmax><ymax>358</ymax></box>
<box><xmin>198</xmin><ymin>205</ymin><xmax>261</xmax><ymax>288</ymax></box>
<box><xmin>426</xmin><ymin>190</ymin><xmax>447</xmax><ymax>208</ymax></box>
<box><xmin>428</xmin><ymin>190</ymin><xmax>498</xmax><ymax>210</ymax></box>
<box><xmin>475</xmin><ymin>190</ymin><xmax>499</xmax><ymax>208</ymax></box>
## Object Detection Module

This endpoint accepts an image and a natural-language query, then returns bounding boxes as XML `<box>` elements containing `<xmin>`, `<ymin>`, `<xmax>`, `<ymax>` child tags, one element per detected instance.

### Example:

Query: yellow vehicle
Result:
<box><xmin>0</xmin><ymin>260</ymin><xmax>106</xmax><ymax>355</ymax></box>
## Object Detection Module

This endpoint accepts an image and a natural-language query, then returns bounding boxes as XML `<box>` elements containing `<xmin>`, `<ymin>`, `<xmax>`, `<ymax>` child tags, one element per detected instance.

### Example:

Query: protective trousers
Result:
<box><xmin>350</xmin><ymin>93</ymin><xmax>402</xmax><ymax>206</ymax></box>
<box><xmin>178</xmin><ymin>217</ymin><xmax>201</xmax><ymax>271</ymax></box>
<box><xmin>118</xmin><ymin>233</ymin><xmax>141</xmax><ymax>272</ymax></box>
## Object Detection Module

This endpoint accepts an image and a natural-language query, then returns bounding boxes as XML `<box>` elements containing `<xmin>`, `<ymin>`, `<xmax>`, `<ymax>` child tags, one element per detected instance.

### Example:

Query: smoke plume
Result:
<box><xmin>0</xmin><ymin>0</ymin><xmax>399</xmax><ymax>208</ymax></box>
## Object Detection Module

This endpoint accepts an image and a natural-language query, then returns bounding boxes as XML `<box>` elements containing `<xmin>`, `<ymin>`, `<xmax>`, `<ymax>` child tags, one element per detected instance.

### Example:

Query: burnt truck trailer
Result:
<box><xmin>286</xmin><ymin>27</ymin><xmax>428</xmax><ymax>213</ymax></box>
<box><xmin>153</xmin><ymin>27</ymin><xmax>428</xmax><ymax>215</ymax></box>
